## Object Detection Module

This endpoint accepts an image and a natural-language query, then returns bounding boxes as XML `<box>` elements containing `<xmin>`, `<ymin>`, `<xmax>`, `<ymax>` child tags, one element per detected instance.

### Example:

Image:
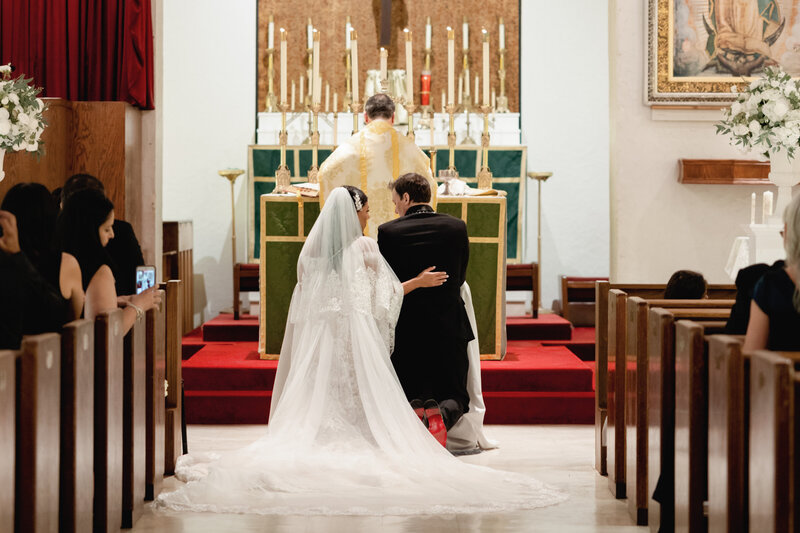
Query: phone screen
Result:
<box><xmin>136</xmin><ymin>266</ymin><xmax>156</xmax><ymax>295</ymax></box>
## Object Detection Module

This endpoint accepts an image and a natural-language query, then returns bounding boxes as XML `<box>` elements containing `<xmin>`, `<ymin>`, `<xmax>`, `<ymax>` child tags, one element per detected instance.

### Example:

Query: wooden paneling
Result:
<box><xmin>59</xmin><ymin>320</ymin><xmax>95</xmax><ymax>533</ymax></box>
<box><xmin>679</xmin><ymin>159</ymin><xmax>770</xmax><ymax>185</ymax></box>
<box><xmin>0</xmin><ymin>351</ymin><xmax>16</xmax><ymax>533</ymax></box>
<box><xmin>122</xmin><ymin>316</ymin><xmax>147</xmax><ymax>528</ymax></box>
<box><xmin>163</xmin><ymin>222</ymin><xmax>194</xmax><ymax>333</ymax></box>
<box><xmin>0</xmin><ymin>99</ymin><xmax>133</xmax><ymax>220</ymax></box>
<box><xmin>145</xmin><ymin>292</ymin><xmax>166</xmax><ymax>501</ymax></box>
<box><xmin>15</xmin><ymin>333</ymin><xmax>61</xmax><ymax>533</ymax></box>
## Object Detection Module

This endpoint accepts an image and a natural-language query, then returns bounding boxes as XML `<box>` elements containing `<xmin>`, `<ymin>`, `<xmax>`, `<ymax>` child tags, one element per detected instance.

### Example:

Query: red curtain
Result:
<box><xmin>0</xmin><ymin>0</ymin><xmax>154</xmax><ymax>110</ymax></box>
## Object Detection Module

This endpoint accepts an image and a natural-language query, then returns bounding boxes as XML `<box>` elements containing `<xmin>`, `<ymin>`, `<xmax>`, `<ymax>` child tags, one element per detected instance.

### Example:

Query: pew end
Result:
<box><xmin>0</xmin><ymin>350</ymin><xmax>17</xmax><ymax>533</ymax></box>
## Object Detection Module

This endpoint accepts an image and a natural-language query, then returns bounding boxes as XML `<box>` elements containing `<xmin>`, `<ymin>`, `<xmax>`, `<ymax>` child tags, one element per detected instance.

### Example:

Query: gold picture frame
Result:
<box><xmin>647</xmin><ymin>0</ymin><xmax>798</xmax><ymax>105</ymax></box>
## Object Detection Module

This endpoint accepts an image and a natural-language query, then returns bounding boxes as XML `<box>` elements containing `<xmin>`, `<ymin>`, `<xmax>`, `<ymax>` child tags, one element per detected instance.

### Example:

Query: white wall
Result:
<box><xmin>162</xmin><ymin>0</ymin><xmax>256</xmax><ymax>324</ymax></box>
<box><xmin>609</xmin><ymin>1</ymin><xmax>774</xmax><ymax>285</ymax></box>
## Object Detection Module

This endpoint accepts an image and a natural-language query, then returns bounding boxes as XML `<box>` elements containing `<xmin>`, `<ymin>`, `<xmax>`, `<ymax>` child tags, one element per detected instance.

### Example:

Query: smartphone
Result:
<box><xmin>135</xmin><ymin>266</ymin><xmax>156</xmax><ymax>295</ymax></box>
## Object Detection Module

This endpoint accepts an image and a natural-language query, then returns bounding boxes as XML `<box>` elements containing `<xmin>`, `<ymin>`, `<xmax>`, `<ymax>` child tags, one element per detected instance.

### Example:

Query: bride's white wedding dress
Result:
<box><xmin>156</xmin><ymin>188</ymin><xmax>566</xmax><ymax>515</ymax></box>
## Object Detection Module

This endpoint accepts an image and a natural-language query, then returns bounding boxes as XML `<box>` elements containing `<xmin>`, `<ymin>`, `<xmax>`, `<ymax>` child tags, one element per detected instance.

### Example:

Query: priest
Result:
<box><xmin>318</xmin><ymin>93</ymin><xmax>435</xmax><ymax>237</ymax></box>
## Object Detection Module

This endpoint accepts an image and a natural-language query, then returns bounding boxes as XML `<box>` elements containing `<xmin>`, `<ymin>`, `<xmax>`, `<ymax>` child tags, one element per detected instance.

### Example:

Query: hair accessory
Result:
<box><xmin>351</xmin><ymin>192</ymin><xmax>362</xmax><ymax>211</ymax></box>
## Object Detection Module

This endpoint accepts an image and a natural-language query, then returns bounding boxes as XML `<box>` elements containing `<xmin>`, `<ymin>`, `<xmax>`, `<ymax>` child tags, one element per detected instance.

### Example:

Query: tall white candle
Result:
<box><xmin>750</xmin><ymin>192</ymin><xmax>756</xmax><ymax>224</ymax></box>
<box><xmin>291</xmin><ymin>81</ymin><xmax>296</xmax><ymax>111</ymax></box>
<box><xmin>463</xmin><ymin>17</ymin><xmax>469</xmax><ymax>50</ymax></box>
<box><xmin>307</xmin><ymin>18</ymin><xmax>313</xmax><ymax>49</ymax></box>
<box><xmin>458</xmin><ymin>76</ymin><xmax>463</xmax><ymax>105</ymax></box>
<box><xmin>441</xmin><ymin>91</ymin><xmax>446</xmax><ymax>113</ymax></box>
<box><xmin>380</xmin><ymin>47</ymin><xmax>388</xmax><ymax>81</ymax></box>
<box><xmin>351</xmin><ymin>31</ymin><xmax>359</xmax><ymax>105</ymax></box>
<box><xmin>482</xmin><ymin>30</ymin><xmax>489</xmax><ymax>106</ymax></box>
<box><xmin>447</xmin><ymin>27</ymin><xmax>455</xmax><ymax>105</ymax></box>
<box><xmin>763</xmin><ymin>191</ymin><xmax>774</xmax><ymax>220</ymax></box>
<box><xmin>268</xmin><ymin>15</ymin><xmax>274</xmax><ymax>49</ymax></box>
<box><xmin>345</xmin><ymin>17</ymin><xmax>352</xmax><ymax>50</ymax></box>
<box><xmin>312</xmin><ymin>31</ymin><xmax>321</xmax><ymax>104</ymax></box>
<box><xmin>464</xmin><ymin>68</ymin><xmax>470</xmax><ymax>98</ymax></box>
<box><xmin>280</xmin><ymin>29</ymin><xmax>287</xmax><ymax>105</ymax></box>
<box><xmin>491</xmin><ymin>88</ymin><xmax>496</xmax><ymax>110</ymax></box>
<box><xmin>405</xmin><ymin>29</ymin><xmax>413</xmax><ymax>102</ymax></box>
<box><xmin>474</xmin><ymin>75</ymin><xmax>479</xmax><ymax>106</ymax></box>
<box><xmin>333</xmin><ymin>92</ymin><xmax>338</xmax><ymax>113</ymax></box>
<box><xmin>425</xmin><ymin>17</ymin><xmax>432</xmax><ymax>49</ymax></box>
<box><xmin>325</xmin><ymin>83</ymin><xmax>330</xmax><ymax>112</ymax></box>
<box><xmin>299</xmin><ymin>75</ymin><xmax>305</xmax><ymax>104</ymax></box>
<box><xmin>499</xmin><ymin>17</ymin><xmax>505</xmax><ymax>50</ymax></box>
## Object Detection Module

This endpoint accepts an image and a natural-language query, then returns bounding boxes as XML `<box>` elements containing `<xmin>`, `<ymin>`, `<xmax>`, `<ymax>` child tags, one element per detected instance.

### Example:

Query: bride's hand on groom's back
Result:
<box><xmin>416</xmin><ymin>266</ymin><xmax>448</xmax><ymax>288</ymax></box>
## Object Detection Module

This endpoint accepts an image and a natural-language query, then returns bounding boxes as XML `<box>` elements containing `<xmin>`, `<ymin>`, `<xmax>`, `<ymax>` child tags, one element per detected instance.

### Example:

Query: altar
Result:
<box><xmin>257</xmin><ymin>193</ymin><xmax>507</xmax><ymax>360</ymax></box>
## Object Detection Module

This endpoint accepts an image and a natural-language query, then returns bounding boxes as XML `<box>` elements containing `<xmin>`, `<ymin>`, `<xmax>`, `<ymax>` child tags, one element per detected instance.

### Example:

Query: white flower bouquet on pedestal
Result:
<box><xmin>0</xmin><ymin>63</ymin><xmax>46</xmax><ymax>182</ymax></box>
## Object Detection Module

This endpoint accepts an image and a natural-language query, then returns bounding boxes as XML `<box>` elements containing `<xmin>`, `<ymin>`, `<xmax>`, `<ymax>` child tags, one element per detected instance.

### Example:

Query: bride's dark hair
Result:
<box><xmin>342</xmin><ymin>186</ymin><xmax>367</xmax><ymax>212</ymax></box>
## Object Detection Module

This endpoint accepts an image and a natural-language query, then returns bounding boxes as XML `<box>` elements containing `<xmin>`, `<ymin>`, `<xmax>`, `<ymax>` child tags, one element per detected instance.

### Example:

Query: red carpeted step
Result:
<box><xmin>182</xmin><ymin>343</ymin><xmax>276</xmax><ymax>391</ymax></box>
<box><xmin>481</xmin><ymin>345</ymin><xmax>593</xmax><ymax>391</ymax></box>
<box><xmin>202</xmin><ymin>313</ymin><xmax>259</xmax><ymax>342</ymax></box>
<box><xmin>506</xmin><ymin>315</ymin><xmax>572</xmax><ymax>341</ymax></box>
<box><xmin>482</xmin><ymin>391</ymin><xmax>595</xmax><ymax>424</ymax></box>
<box><xmin>184</xmin><ymin>390</ymin><xmax>272</xmax><ymax>424</ymax></box>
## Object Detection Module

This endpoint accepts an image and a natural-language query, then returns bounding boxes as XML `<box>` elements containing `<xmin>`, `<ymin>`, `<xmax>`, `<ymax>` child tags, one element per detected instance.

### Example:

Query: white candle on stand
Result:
<box><xmin>458</xmin><ymin>76</ymin><xmax>463</xmax><ymax>105</ymax></box>
<box><xmin>325</xmin><ymin>82</ymin><xmax>330</xmax><ymax>112</ymax></box>
<box><xmin>405</xmin><ymin>29</ymin><xmax>413</xmax><ymax>102</ymax></box>
<box><xmin>307</xmin><ymin>18</ymin><xmax>313</xmax><ymax>48</ymax></box>
<box><xmin>333</xmin><ymin>92</ymin><xmax>338</xmax><ymax>113</ymax></box>
<box><xmin>474</xmin><ymin>75</ymin><xmax>479</xmax><ymax>106</ymax></box>
<box><xmin>351</xmin><ymin>31</ymin><xmax>359</xmax><ymax>105</ymax></box>
<box><xmin>763</xmin><ymin>191</ymin><xmax>774</xmax><ymax>221</ymax></box>
<box><xmin>447</xmin><ymin>27</ymin><xmax>454</xmax><ymax>105</ymax></box>
<box><xmin>280</xmin><ymin>29</ymin><xmax>287</xmax><ymax>105</ymax></box>
<box><xmin>312</xmin><ymin>31</ymin><xmax>321</xmax><ymax>104</ymax></box>
<box><xmin>380</xmin><ymin>47</ymin><xmax>388</xmax><ymax>82</ymax></box>
<box><xmin>425</xmin><ymin>17</ymin><xmax>432</xmax><ymax>49</ymax></box>
<box><xmin>482</xmin><ymin>29</ymin><xmax>490</xmax><ymax>106</ymax></box>
<box><xmin>491</xmin><ymin>88</ymin><xmax>496</xmax><ymax>110</ymax></box>
<box><xmin>299</xmin><ymin>75</ymin><xmax>305</xmax><ymax>104</ymax></box>
<box><xmin>463</xmin><ymin>17</ymin><xmax>469</xmax><ymax>50</ymax></box>
<box><xmin>441</xmin><ymin>91</ymin><xmax>446</xmax><ymax>113</ymax></box>
<box><xmin>291</xmin><ymin>81</ymin><xmax>296</xmax><ymax>111</ymax></box>
<box><xmin>268</xmin><ymin>15</ymin><xmax>274</xmax><ymax>49</ymax></box>
<box><xmin>750</xmin><ymin>192</ymin><xmax>756</xmax><ymax>224</ymax></box>
<box><xmin>499</xmin><ymin>17</ymin><xmax>505</xmax><ymax>50</ymax></box>
<box><xmin>345</xmin><ymin>17</ymin><xmax>352</xmax><ymax>50</ymax></box>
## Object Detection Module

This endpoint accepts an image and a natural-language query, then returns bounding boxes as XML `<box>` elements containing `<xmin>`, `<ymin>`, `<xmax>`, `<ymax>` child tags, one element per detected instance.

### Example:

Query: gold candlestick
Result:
<box><xmin>274</xmin><ymin>103</ymin><xmax>291</xmax><ymax>191</ymax></box>
<box><xmin>305</xmin><ymin>47</ymin><xmax>313</xmax><ymax>107</ymax></box>
<box><xmin>438</xmin><ymin>104</ymin><xmax>459</xmax><ymax>191</ymax></box>
<box><xmin>496</xmin><ymin>48</ymin><xmax>509</xmax><ymax>113</ymax></box>
<box><xmin>527</xmin><ymin>171</ymin><xmax>553</xmax><ymax>314</ymax></box>
<box><xmin>307</xmin><ymin>104</ymin><xmax>322</xmax><ymax>183</ymax></box>
<box><xmin>477</xmin><ymin>105</ymin><xmax>493</xmax><ymax>189</ymax></box>
<box><xmin>350</xmin><ymin>102</ymin><xmax>362</xmax><ymax>135</ymax></box>
<box><xmin>404</xmin><ymin>101</ymin><xmax>417</xmax><ymax>139</ymax></box>
<box><xmin>265</xmin><ymin>48</ymin><xmax>276</xmax><ymax>112</ymax></box>
<box><xmin>218</xmin><ymin>168</ymin><xmax>245</xmax><ymax>313</ymax></box>
<box><xmin>344</xmin><ymin>51</ymin><xmax>352</xmax><ymax>107</ymax></box>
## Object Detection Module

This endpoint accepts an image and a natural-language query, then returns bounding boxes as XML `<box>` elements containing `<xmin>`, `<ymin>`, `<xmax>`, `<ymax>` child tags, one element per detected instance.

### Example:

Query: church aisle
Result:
<box><xmin>133</xmin><ymin>425</ymin><xmax>643</xmax><ymax>532</ymax></box>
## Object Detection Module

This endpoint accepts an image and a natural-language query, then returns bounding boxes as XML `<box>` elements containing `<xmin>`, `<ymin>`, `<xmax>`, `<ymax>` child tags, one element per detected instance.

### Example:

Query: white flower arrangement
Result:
<box><xmin>0</xmin><ymin>64</ymin><xmax>46</xmax><ymax>154</ymax></box>
<box><xmin>717</xmin><ymin>67</ymin><xmax>800</xmax><ymax>159</ymax></box>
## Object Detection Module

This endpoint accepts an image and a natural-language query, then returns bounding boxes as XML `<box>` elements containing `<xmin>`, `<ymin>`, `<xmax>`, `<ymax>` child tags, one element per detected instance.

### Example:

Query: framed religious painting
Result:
<box><xmin>647</xmin><ymin>0</ymin><xmax>800</xmax><ymax>105</ymax></box>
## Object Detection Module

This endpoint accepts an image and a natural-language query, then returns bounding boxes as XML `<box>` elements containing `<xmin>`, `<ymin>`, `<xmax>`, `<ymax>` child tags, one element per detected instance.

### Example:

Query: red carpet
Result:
<box><xmin>182</xmin><ymin>313</ymin><xmax>596</xmax><ymax>425</ymax></box>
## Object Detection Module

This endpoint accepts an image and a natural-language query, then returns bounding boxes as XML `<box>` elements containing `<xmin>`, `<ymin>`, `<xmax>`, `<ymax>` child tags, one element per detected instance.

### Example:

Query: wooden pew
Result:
<box><xmin>59</xmin><ymin>320</ymin><xmax>94</xmax><ymax>533</ymax></box>
<box><xmin>162</xmin><ymin>280</ymin><xmax>184</xmax><ymax>474</ymax></box>
<box><xmin>607</xmin><ymin>289</ymin><xmax>627</xmax><ymax>497</ymax></box>
<box><xmin>561</xmin><ymin>276</ymin><xmax>607</xmax><ymax>326</ymax></box>
<box><xmin>93</xmin><ymin>310</ymin><xmax>124</xmax><ymax>533</ymax></box>
<box><xmin>595</xmin><ymin>280</ymin><xmax>736</xmax><ymax>476</ymax></box>
<box><xmin>625</xmin><ymin>297</ymin><xmax>649</xmax><ymax>524</ymax></box>
<box><xmin>747</xmin><ymin>350</ymin><xmax>800</xmax><ymax>532</ymax></box>
<box><xmin>122</xmin><ymin>315</ymin><xmax>147</xmax><ymax>528</ymax></box>
<box><xmin>15</xmin><ymin>333</ymin><xmax>61</xmax><ymax>533</ymax></box>
<box><xmin>145</xmin><ymin>291</ymin><xmax>166</xmax><ymax>500</ymax></box>
<box><xmin>0</xmin><ymin>350</ymin><xmax>16</xmax><ymax>533</ymax></box>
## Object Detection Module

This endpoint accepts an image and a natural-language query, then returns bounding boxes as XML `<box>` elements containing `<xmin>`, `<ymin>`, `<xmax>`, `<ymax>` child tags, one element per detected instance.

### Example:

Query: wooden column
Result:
<box><xmin>93</xmin><ymin>310</ymin><xmax>124</xmax><ymax>533</ymax></box>
<box><xmin>122</xmin><ymin>315</ymin><xmax>147</xmax><ymax>528</ymax></box>
<box><xmin>59</xmin><ymin>320</ymin><xmax>95</xmax><ymax>533</ymax></box>
<box><xmin>145</xmin><ymin>291</ymin><xmax>166</xmax><ymax>500</ymax></box>
<box><xmin>15</xmin><ymin>333</ymin><xmax>61</xmax><ymax>533</ymax></box>
<box><xmin>0</xmin><ymin>350</ymin><xmax>17</xmax><ymax>533</ymax></box>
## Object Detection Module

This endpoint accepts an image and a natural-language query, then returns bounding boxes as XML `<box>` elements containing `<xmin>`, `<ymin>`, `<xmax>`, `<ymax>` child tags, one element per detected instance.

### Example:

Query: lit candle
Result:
<box><xmin>447</xmin><ymin>27</ymin><xmax>454</xmax><ymax>105</ymax></box>
<box><xmin>325</xmin><ymin>82</ymin><xmax>330</xmax><ymax>112</ymax></box>
<box><xmin>763</xmin><ymin>191</ymin><xmax>774</xmax><ymax>221</ymax></box>
<box><xmin>312</xmin><ymin>31</ymin><xmax>321</xmax><ymax>104</ymax></box>
<box><xmin>463</xmin><ymin>17</ymin><xmax>469</xmax><ymax>51</ymax></box>
<box><xmin>405</xmin><ymin>29</ymin><xmax>413</xmax><ymax>102</ymax></box>
<box><xmin>299</xmin><ymin>75</ymin><xmax>305</xmax><ymax>105</ymax></box>
<box><xmin>345</xmin><ymin>16</ymin><xmax>352</xmax><ymax>50</ymax></box>
<box><xmin>380</xmin><ymin>47</ymin><xmax>388</xmax><ymax>82</ymax></box>
<box><xmin>333</xmin><ymin>92</ymin><xmax>338</xmax><ymax>113</ymax></box>
<box><xmin>425</xmin><ymin>17</ymin><xmax>432</xmax><ymax>49</ymax></box>
<box><xmin>307</xmin><ymin>18</ymin><xmax>313</xmax><ymax>49</ymax></box>
<box><xmin>751</xmin><ymin>192</ymin><xmax>756</xmax><ymax>225</ymax></box>
<box><xmin>499</xmin><ymin>17</ymin><xmax>505</xmax><ymax>50</ymax></box>
<box><xmin>280</xmin><ymin>29</ymin><xmax>287</xmax><ymax>105</ymax></box>
<box><xmin>458</xmin><ymin>76</ymin><xmax>463</xmax><ymax>105</ymax></box>
<box><xmin>482</xmin><ymin>29</ymin><xmax>489</xmax><ymax>106</ymax></box>
<box><xmin>351</xmin><ymin>31</ymin><xmax>359</xmax><ymax>105</ymax></box>
<box><xmin>291</xmin><ymin>81</ymin><xmax>296</xmax><ymax>111</ymax></box>
<box><xmin>268</xmin><ymin>15</ymin><xmax>274</xmax><ymax>49</ymax></box>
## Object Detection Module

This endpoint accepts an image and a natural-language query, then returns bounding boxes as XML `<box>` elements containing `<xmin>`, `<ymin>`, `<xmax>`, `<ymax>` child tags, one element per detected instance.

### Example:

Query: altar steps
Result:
<box><xmin>181</xmin><ymin>313</ymin><xmax>596</xmax><ymax>425</ymax></box>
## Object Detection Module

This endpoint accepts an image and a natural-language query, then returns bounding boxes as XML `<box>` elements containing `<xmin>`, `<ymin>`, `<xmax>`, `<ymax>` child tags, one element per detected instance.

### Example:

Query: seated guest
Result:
<box><xmin>725</xmin><ymin>260</ymin><xmax>784</xmax><ymax>334</ymax></box>
<box><xmin>664</xmin><ymin>270</ymin><xmax>707</xmax><ymax>299</ymax></box>
<box><xmin>744</xmin><ymin>194</ymin><xmax>800</xmax><ymax>351</ymax></box>
<box><xmin>57</xmin><ymin>189</ymin><xmax>160</xmax><ymax>335</ymax></box>
<box><xmin>61</xmin><ymin>173</ymin><xmax>145</xmax><ymax>295</ymax></box>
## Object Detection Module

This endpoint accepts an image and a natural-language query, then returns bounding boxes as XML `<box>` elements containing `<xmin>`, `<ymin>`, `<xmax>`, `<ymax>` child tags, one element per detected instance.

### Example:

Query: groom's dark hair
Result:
<box><xmin>365</xmin><ymin>93</ymin><xmax>395</xmax><ymax>120</ymax></box>
<box><xmin>390</xmin><ymin>173</ymin><xmax>431</xmax><ymax>203</ymax></box>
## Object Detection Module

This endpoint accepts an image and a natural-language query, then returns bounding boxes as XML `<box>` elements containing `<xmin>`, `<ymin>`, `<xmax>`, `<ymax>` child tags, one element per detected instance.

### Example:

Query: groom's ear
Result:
<box><xmin>402</xmin><ymin>192</ymin><xmax>410</xmax><ymax>204</ymax></box>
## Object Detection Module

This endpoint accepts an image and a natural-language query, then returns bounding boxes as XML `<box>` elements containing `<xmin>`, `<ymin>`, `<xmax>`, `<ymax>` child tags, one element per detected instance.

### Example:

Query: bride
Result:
<box><xmin>157</xmin><ymin>187</ymin><xmax>566</xmax><ymax>515</ymax></box>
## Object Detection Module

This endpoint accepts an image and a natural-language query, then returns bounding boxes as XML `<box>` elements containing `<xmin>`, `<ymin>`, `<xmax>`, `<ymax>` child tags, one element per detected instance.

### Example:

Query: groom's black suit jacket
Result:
<box><xmin>378</xmin><ymin>204</ymin><xmax>473</xmax><ymax>410</ymax></box>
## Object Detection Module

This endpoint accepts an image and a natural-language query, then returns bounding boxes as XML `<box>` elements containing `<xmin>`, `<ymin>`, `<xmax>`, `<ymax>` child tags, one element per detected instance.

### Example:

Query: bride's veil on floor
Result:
<box><xmin>156</xmin><ymin>188</ymin><xmax>566</xmax><ymax>515</ymax></box>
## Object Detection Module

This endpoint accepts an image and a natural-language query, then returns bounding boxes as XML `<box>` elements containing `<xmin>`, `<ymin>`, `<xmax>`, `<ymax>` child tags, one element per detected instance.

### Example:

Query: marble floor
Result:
<box><xmin>134</xmin><ymin>425</ymin><xmax>645</xmax><ymax>533</ymax></box>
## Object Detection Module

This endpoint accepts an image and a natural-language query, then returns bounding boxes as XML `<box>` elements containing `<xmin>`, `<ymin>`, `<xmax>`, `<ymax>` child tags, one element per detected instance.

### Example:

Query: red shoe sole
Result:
<box><xmin>425</xmin><ymin>408</ymin><xmax>447</xmax><ymax>447</ymax></box>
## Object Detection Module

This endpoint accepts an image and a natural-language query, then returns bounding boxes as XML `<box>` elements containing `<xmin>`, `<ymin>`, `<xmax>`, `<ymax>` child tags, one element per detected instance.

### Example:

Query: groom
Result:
<box><xmin>378</xmin><ymin>173</ymin><xmax>473</xmax><ymax>436</ymax></box>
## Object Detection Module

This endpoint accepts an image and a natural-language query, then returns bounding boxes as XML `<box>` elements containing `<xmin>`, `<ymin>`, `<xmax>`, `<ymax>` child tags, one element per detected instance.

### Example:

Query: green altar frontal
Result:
<box><xmin>258</xmin><ymin>194</ymin><xmax>507</xmax><ymax>361</ymax></box>
<box><xmin>248</xmin><ymin>144</ymin><xmax>526</xmax><ymax>263</ymax></box>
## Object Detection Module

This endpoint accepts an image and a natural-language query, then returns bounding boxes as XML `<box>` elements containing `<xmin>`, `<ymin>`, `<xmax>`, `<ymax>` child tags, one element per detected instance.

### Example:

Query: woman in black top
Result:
<box><xmin>744</xmin><ymin>193</ymin><xmax>800</xmax><ymax>351</ymax></box>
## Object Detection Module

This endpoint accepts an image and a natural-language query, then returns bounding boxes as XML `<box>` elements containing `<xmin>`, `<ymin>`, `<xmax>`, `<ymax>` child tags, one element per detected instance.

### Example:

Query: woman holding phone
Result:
<box><xmin>57</xmin><ymin>188</ymin><xmax>160</xmax><ymax>334</ymax></box>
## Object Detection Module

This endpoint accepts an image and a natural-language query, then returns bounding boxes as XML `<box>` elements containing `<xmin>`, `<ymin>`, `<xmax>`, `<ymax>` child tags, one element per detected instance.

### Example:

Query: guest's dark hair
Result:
<box><xmin>342</xmin><ymin>185</ymin><xmax>367</xmax><ymax>212</ymax></box>
<box><xmin>57</xmin><ymin>188</ymin><xmax>115</xmax><ymax>289</ymax></box>
<box><xmin>365</xmin><ymin>93</ymin><xmax>395</xmax><ymax>120</ymax></box>
<box><xmin>664</xmin><ymin>270</ymin><xmax>707</xmax><ymax>299</ymax></box>
<box><xmin>1</xmin><ymin>182</ymin><xmax>60</xmax><ymax>284</ymax></box>
<box><xmin>61</xmin><ymin>173</ymin><xmax>104</xmax><ymax>205</ymax></box>
<box><xmin>389</xmin><ymin>173</ymin><xmax>431</xmax><ymax>204</ymax></box>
